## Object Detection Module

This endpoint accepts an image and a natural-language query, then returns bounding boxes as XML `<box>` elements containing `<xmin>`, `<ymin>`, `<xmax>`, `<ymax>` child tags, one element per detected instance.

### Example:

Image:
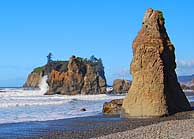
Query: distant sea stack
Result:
<box><xmin>112</xmin><ymin>79</ymin><xmax>131</xmax><ymax>94</ymax></box>
<box><xmin>122</xmin><ymin>8</ymin><xmax>192</xmax><ymax>117</ymax></box>
<box><xmin>23</xmin><ymin>56</ymin><xmax>107</xmax><ymax>95</ymax></box>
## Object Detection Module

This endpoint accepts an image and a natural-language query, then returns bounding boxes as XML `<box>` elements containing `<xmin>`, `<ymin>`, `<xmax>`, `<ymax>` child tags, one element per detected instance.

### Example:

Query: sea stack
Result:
<box><xmin>23</xmin><ymin>56</ymin><xmax>107</xmax><ymax>95</ymax></box>
<box><xmin>113</xmin><ymin>79</ymin><xmax>131</xmax><ymax>94</ymax></box>
<box><xmin>47</xmin><ymin>56</ymin><xmax>107</xmax><ymax>95</ymax></box>
<box><xmin>122</xmin><ymin>8</ymin><xmax>192</xmax><ymax>117</ymax></box>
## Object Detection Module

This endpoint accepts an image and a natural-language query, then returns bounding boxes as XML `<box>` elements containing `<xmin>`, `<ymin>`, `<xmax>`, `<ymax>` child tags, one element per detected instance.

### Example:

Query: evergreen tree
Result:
<box><xmin>90</xmin><ymin>55</ymin><xmax>97</xmax><ymax>62</ymax></box>
<box><xmin>47</xmin><ymin>52</ymin><xmax>53</xmax><ymax>63</ymax></box>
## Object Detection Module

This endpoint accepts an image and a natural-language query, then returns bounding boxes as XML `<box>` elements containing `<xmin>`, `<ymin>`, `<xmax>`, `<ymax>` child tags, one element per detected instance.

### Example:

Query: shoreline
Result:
<box><xmin>0</xmin><ymin>92</ymin><xmax>193</xmax><ymax>139</ymax></box>
<box><xmin>0</xmin><ymin>110</ymin><xmax>193</xmax><ymax>139</ymax></box>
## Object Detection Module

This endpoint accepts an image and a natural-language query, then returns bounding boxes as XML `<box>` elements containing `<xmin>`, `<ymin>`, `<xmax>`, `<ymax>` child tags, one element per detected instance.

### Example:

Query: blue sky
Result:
<box><xmin>0</xmin><ymin>0</ymin><xmax>194</xmax><ymax>87</ymax></box>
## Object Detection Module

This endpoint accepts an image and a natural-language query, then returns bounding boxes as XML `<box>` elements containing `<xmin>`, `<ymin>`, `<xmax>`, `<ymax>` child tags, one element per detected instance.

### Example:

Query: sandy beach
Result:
<box><xmin>95</xmin><ymin>103</ymin><xmax>194</xmax><ymax>139</ymax></box>
<box><xmin>0</xmin><ymin>109</ymin><xmax>193</xmax><ymax>139</ymax></box>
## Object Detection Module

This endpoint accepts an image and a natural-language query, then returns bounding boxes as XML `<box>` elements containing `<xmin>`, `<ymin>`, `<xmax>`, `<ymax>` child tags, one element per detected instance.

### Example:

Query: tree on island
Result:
<box><xmin>47</xmin><ymin>52</ymin><xmax>53</xmax><ymax>63</ymax></box>
<box><xmin>90</xmin><ymin>55</ymin><xmax>98</xmax><ymax>62</ymax></box>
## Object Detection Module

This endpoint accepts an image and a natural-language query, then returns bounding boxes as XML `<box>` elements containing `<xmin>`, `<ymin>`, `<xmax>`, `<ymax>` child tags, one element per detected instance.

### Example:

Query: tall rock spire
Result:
<box><xmin>122</xmin><ymin>8</ymin><xmax>191</xmax><ymax>117</ymax></box>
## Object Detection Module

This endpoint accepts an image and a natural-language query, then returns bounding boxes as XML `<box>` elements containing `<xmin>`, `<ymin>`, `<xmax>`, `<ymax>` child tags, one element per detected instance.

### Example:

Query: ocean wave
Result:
<box><xmin>0</xmin><ymin>86</ymin><xmax>125</xmax><ymax>124</ymax></box>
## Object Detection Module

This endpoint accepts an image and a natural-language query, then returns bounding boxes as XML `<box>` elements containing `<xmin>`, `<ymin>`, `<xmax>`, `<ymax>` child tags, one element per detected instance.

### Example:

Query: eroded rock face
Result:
<box><xmin>23</xmin><ymin>72</ymin><xmax>42</xmax><ymax>89</ymax></box>
<box><xmin>103</xmin><ymin>99</ymin><xmax>123</xmax><ymax>114</ymax></box>
<box><xmin>46</xmin><ymin>56</ymin><xmax>107</xmax><ymax>95</ymax></box>
<box><xmin>113</xmin><ymin>79</ymin><xmax>131</xmax><ymax>94</ymax></box>
<box><xmin>23</xmin><ymin>61</ymin><xmax>69</xmax><ymax>89</ymax></box>
<box><xmin>122</xmin><ymin>8</ymin><xmax>191</xmax><ymax>117</ymax></box>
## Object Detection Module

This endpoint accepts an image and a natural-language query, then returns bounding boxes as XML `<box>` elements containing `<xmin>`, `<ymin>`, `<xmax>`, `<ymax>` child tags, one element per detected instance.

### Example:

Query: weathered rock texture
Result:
<box><xmin>46</xmin><ymin>56</ymin><xmax>106</xmax><ymax>95</ymax></box>
<box><xmin>23</xmin><ymin>61</ymin><xmax>68</xmax><ymax>89</ymax></box>
<box><xmin>122</xmin><ymin>8</ymin><xmax>192</xmax><ymax>117</ymax></box>
<box><xmin>113</xmin><ymin>79</ymin><xmax>131</xmax><ymax>94</ymax></box>
<box><xmin>24</xmin><ymin>56</ymin><xmax>107</xmax><ymax>95</ymax></box>
<box><xmin>23</xmin><ymin>72</ymin><xmax>42</xmax><ymax>88</ymax></box>
<box><xmin>103</xmin><ymin>99</ymin><xmax>123</xmax><ymax>114</ymax></box>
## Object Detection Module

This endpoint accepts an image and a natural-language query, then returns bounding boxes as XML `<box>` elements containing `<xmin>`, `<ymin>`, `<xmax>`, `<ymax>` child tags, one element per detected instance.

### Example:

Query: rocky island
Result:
<box><xmin>23</xmin><ymin>55</ymin><xmax>107</xmax><ymax>95</ymax></box>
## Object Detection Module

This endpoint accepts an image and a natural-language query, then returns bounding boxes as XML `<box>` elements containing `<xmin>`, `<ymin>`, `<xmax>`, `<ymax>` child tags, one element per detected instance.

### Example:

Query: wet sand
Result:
<box><xmin>0</xmin><ymin>110</ymin><xmax>193</xmax><ymax>139</ymax></box>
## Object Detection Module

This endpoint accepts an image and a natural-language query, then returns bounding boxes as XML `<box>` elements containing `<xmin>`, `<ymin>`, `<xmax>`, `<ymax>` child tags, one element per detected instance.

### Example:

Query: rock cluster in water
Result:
<box><xmin>122</xmin><ymin>8</ymin><xmax>192</xmax><ymax>117</ymax></box>
<box><xmin>112</xmin><ymin>79</ymin><xmax>131</xmax><ymax>94</ymax></box>
<box><xmin>23</xmin><ymin>56</ymin><xmax>107</xmax><ymax>95</ymax></box>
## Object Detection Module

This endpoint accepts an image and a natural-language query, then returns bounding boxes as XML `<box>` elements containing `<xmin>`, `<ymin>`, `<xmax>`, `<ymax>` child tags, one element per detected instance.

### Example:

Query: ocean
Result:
<box><xmin>0</xmin><ymin>77</ymin><xmax>125</xmax><ymax>124</ymax></box>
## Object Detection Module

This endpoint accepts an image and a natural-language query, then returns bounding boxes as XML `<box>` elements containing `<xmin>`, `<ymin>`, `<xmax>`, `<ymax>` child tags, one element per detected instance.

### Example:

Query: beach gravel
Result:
<box><xmin>94</xmin><ymin>119</ymin><xmax>194</xmax><ymax>139</ymax></box>
<box><xmin>33</xmin><ymin>111</ymin><xmax>194</xmax><ymax>139</ymax></box>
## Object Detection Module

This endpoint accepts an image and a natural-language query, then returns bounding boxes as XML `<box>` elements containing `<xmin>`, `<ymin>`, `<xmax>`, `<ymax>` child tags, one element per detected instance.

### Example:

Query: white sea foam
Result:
<box><xmin>38</xmin><ymin>75</ymin><xmax>49</xmax><ymax>95</ymax></box>
<box><xmin>0</xmin><ymin>77</ymin><xmax>125</xmax><ymax>124</ymax></box>
<box><xmin>0</xmin><ymin>92</ymin><xmax>125</xmax><ymax>124</ymax></box>
<box><xmin>187</xmin><ymin>96</ymin><xmax>194</xmax><ymax>102</ymax></box>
